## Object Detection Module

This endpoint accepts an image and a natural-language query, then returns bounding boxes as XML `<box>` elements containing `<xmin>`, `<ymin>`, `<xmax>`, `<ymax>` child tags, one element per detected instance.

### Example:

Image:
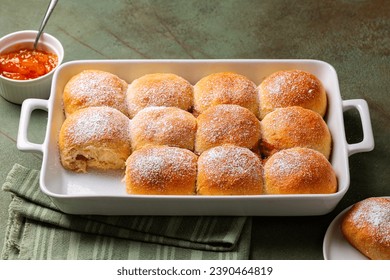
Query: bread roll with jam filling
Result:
<box><xmin>59</xmin><ymin>106</ymin><xmax>131</xmax><ymax>173</ymax></box>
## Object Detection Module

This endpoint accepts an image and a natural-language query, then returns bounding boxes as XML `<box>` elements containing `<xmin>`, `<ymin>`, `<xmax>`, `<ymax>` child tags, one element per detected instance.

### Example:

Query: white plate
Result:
<box><xmin>17</xmin><ymin>59</ymin><xmax>375</xmax><ymax>215</ymax></box>
<box><xmin>322</xmin><ymin>197</ymin><xmax>389</xmax><ymax>260</ymax></box>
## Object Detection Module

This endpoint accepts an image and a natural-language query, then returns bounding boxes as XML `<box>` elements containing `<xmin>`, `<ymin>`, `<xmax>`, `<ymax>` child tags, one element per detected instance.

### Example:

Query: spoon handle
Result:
<box><xmin>33</xmin><ymin>0</ymin><xmax>59</xmax><ymax>50</ymax></box>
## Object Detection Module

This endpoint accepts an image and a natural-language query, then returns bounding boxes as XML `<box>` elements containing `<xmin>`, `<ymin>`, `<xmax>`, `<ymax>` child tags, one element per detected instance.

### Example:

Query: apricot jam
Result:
<box><xmin>0</xmin><ymin>48</ymin><xmax>58</xmax><ymax>80</ymax></box>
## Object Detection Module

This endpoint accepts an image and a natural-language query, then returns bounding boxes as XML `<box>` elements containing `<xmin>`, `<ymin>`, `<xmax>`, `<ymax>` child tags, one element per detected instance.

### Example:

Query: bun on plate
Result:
<box><xmin>341</xmin><ymin>197</ymin><xmax>390</xmax><ymax>260</ymax></box>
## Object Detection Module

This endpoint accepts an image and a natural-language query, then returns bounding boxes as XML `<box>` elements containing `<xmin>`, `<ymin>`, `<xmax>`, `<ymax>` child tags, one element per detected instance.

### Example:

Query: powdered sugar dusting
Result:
<box><xmin>350</xmin><ymin>198</ymin><xmax>390</xmax><ymax>244</ymax></box>
<box><xmin>199</xmin><ymin>145</ymin><xmax>263</xmax><ymax>184</ymax></box>
<box><xmin>196</xmin><ymin>104</ymin><xmax>260</xmax><ymax>151</ymax></box>
<box><xmin>130</xmin><ymin>106</ymin><xmax>196</xmax><ymax>150</ymax></box>
<box><xmin>265</xmin><ymin>107</ymin><xmax>324</xmax><ymax>140</ymax></box>
<box><xmin>261</xmin><ymin>106</ymin><xmax>330</xmax><ymax>157</ymax></box>
<box><xmin>266</xmin><ymin>148</ymin><xmax>323</xmax><ymax>180</ymax></box>
<box><xmin>127</xmin><ymin>73</ymin><xmax>193</xmax><ymax>117</ymax></box>
<box><xmin>64</xmin><ymin>70</ymin><xmax>128</xmax><ymax>115</ymax></box>
<box><xmin>127</xmin><ymin>146</ymin><xmax>197</xmax><ymax>187</ymax></box>
<box><xmin>262</xmin><ymin>69</ymin><xmax>323</xmax><ymax>105</ymax></box>
<box><xmin>64</xmin><ymin>107</ymin><xmax>130</xmax><ymax>145</ymax></box>
<box><xmin>194</xmin><ymin>72</ymin><xmax>258</xmax><ymax>114</ymax></box>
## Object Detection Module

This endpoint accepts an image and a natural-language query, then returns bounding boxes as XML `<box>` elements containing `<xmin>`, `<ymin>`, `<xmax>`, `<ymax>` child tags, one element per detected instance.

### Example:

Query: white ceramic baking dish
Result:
<box><xmin>17</xmin><ymin>59</ymin><xmax>374</xmax><ymax>215</ymax></box>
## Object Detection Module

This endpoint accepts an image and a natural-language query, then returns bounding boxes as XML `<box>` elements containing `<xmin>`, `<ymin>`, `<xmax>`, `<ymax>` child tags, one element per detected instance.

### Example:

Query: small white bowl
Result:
<box><xmin>0</xmin><ymin>30</ymin><xmax>64</xmax><ymax>104</ymax></box>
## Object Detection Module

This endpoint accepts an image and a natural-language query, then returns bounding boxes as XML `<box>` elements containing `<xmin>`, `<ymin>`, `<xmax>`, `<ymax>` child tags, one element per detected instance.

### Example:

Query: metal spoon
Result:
<box><xmin>33</xmin><ymin>0</ymin><xmax>59</xmax><ymax>50</ymax></box>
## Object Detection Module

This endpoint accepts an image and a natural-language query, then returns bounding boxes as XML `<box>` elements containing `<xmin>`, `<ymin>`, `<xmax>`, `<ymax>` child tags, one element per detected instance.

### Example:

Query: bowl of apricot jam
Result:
<box><xmin>0</xmin><ymin>30</ymin><xmax>64</xmax><ymax>104</ymax></box>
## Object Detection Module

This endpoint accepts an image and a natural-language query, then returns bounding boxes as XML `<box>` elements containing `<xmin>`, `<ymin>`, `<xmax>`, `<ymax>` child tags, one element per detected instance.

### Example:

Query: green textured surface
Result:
<box><xmin>1</xmin><ymin>0</ymin><xmax>389</xmax><ymax>259</ymax></box>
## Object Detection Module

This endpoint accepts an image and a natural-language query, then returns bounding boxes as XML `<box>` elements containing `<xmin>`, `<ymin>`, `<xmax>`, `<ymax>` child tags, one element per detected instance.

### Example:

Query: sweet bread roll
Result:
<box><xmin>341</xmin><ymin>197</ymin><xmax>390</xmax><ymax>260</ymax></box>
<box><xmin>126</xmin><ymin>73</ymin><xmax>193</xmax><ymax>118</ymax></box>
<box><xmin>195</xmin><ymin>104</ymin><xmax>261</xmax><ymax>154</ymax></box>
<box><xmin>59</xmin><ymin>107</ymin><xmax>131</xmax><ymax>173</ymax></box>
<box><xmin>263</xmin><ymin>147</ymin><xmax>337</xmax><ymax>194</ymax></box>
<box><xmin>130</xmin><ymin>106</ymin><xmax>197</xmax><ymax>151</ymax></box>
<box><xmin>193</xmin><ymin>72</ymin><xmax>259</xmax><ymax>117</ymax></box>
<box><xmin>197</xmin><ymin>145</ymin><xmax>263</xmax><ymax>195</ymax></box>
<box><xmin>63</xmin><ymin>70</ymin><xmax>129</xmax><ymax>117</ymax></box>
<box><xmin>260</xmin><ymin>106</ymin><xmax>331</xmax><ymax>159</ymax></box>
<box><xmin>258</xmin><ymin>69</ymin><xmax>327</xmax><ymax>119</ymax></box>
<box><xmin>125</xmin><ymin>146</ymin><xmax>197</xmax><ymax>195</ymax></box>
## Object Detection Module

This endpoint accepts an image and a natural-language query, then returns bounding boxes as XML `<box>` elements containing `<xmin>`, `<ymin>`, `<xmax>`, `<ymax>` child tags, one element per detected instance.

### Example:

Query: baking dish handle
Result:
<box><xmin>342</xmin><ymin>99</ymin><xmax>374</xmax><ymax>156</ymax></box>
<box><xmin>17</xmin><ymin>98</ymin><xmax>49</xmax><ymax>153</ymax></box>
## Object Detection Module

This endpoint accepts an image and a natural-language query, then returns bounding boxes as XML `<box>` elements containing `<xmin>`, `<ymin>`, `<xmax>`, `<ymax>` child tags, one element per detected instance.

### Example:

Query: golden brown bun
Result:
<box><xmin>193</xmin><ymin>72</ymin><xmax>259</xmax><ymax>117</ymax></box>
<box><xmin>130</xmin><ymin>106</ymin><xmax>197</xmax><ymax>151</ymax></box>
<box><xmin>125</xmin><ymin>145</ymin><xmax>197</xmax><ymax>195</ymax></box>
<box><xmin>58</xmin><ymin>107</ymin><xmax>131</xmax><ymax>173</ymax></box>
<box><xmin>260</xmin><ymin>106</ymin><xmax>331</xmax><ymax>159</ymax></box>
<box><xmin>126</xmin><ymin>73</ymin><xmax>193</xmax><ymax>118</ymax></box>
<box><xmin>263</xmin><ymin>147</ymin><xmax>337</xmax><ymax>194</ymax></box>
<box><xmin>197</xmin><ymin>145</ymin><xmax>263</xmax><ymax>195</ymax></box>
<box><xmin>341</xmin><ymin>197</ymin><xmax>390</xmax><ymax>260</ymax></box>
<box><xmin>258</xmin><ymin>69</ymin><xmax>327</xmax><ymax>119</ymax></box>
<box><xmin>195</xmin><ymin>104</ymin><xmax>261</xmax><ymax>154</ymax></box>
<box><xmin>63</xmin><ymin>70</ymin><xmax>129</xmax><ymax>117</ymax></box>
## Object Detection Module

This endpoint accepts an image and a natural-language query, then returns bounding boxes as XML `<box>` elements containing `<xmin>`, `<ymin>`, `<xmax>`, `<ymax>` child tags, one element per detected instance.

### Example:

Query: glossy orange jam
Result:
<box><xmin>0</xmin><ymin>48</ymin><xmax>58</xmax><ymax>80</ymax></box>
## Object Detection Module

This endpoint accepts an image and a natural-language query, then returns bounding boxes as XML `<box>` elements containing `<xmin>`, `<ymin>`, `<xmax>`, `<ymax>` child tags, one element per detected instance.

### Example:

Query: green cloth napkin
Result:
<box><xmin>1</xmin><ymin>164</ymin><xmax>251</xmax><ymax>260</ymax></box>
